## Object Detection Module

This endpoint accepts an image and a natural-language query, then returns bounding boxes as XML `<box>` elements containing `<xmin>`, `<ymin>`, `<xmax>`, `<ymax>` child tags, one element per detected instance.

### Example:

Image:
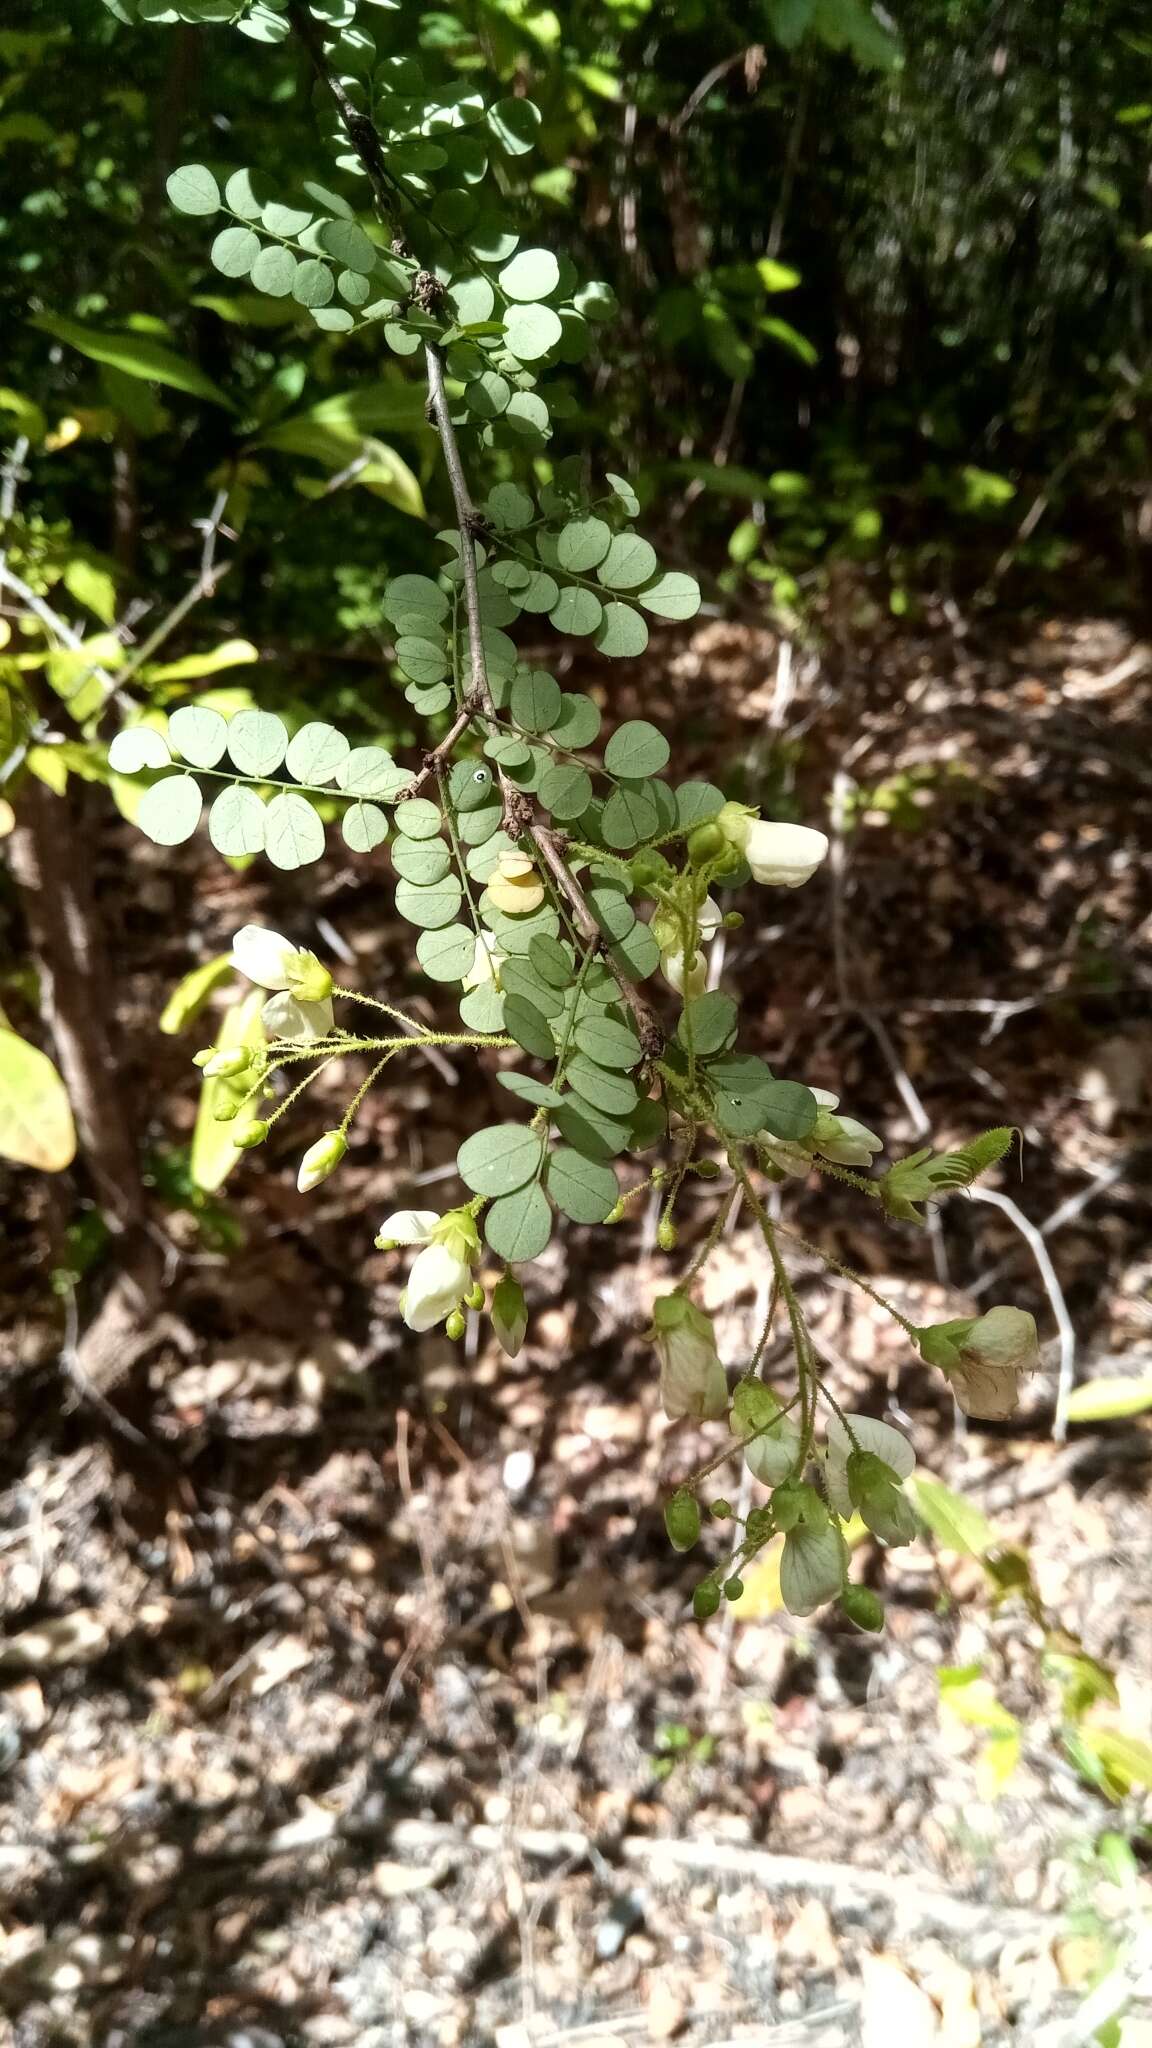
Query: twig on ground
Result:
<box><xmin>970</xmin><ymin>1155</ymin><xmax>1131</xmax><ymax>1303</ymax></box>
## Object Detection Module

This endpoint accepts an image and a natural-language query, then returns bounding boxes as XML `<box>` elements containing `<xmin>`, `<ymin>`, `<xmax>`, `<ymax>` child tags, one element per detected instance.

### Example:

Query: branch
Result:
<box><xmin>286</xmin><ymin>0</ymin><xmax>409</xmax><ymax>248</ymax></box>
<box><xmin>394</xmin><ymin>691</ymin><xmax>484</xmax><ymax>803</ymax></box>
<box><xmin>287</xmin><ymin>15</ymin><xmax>665</xmax><ymax>1054</ymax></box>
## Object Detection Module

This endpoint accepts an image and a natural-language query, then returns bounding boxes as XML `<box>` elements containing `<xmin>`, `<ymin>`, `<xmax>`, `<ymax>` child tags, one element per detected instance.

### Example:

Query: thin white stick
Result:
<box><xmin>968</xmin><ymin>1184</ymin><xmax>1077</xmax><ymax>1441</ymax></box>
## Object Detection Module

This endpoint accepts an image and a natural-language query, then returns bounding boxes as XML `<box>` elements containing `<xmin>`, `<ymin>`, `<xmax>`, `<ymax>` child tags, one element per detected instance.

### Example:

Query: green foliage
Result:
<box><xmin>5</xmin><ymin>0</ymin><xmax>1074</xmax><ymax>1645</ymax></box>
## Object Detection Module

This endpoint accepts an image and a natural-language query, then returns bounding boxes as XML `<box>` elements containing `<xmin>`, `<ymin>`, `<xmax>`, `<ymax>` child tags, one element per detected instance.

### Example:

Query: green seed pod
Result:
<box><xmin>745</xmin><ymin>1506</ymin><xmax>775</xmax><ymax>1543</ymax></box>
<box><xmin>213</xmin><ymin>1098</ymin><xmax>241</xmax><ymax>1123</ymax></box>
<box><xmin>664</xmin><ymin>1491</ymin><xmax>701</xmax><ymax>1553</ymax></box>
<box><xmin>235</xmin><ymin>1119</ymin><xmax>270</xmax><ymax>1149</ymax></box>
<box><xmin>630</xmin><ymin>848</ymin><xmax>674</xmax><ymax>889</ymax></box>
<box><xmin>445</xmin><ymin>1308</ymin><xmax>466</xmax><ymax>1341</ymax></box>
<box><xmin>694</xmin><ymin>1158</ymin><xmax>721</xmax><ymax>1179</ymax></box>
<box><xmin>723</xmin><ymin>1576</ymin><xmax>745</xmax><ymax>1603</ymax></box>
<box><xmin>466</xmin><ymin>1281</ymin><xmax>485</xmax><ymax>1312</ymax></box>
<box><xmin>711</xmin><ymin>1498</ymin><xmax>732</xmax><ymax>1520</ymax></box>
<box><xmin>693</xmin><ymin>1580</ymin><xmax>721</xmax><ymax>1621</ymax></box>
<box><xmin>686</xmin><ymin>820</ymin><xmax>724</xmax><ymax>866</ymax></box>
<box><xmin>840</xmin><ymin>1584</ymin><xmax>885</xmax><ymax>1632</ymax></box>
<box><xmin>604</xmin><ymin>1200</ymin><xmax>626</xmax><ymax>1224</ymax></box>
<box><xmin>656</xmin><ymin>1217</ymin><xmax>678</xmax><ymax>1252</ymax></box>
<box><xmin>491</xmin><ymin>1273</ymin><xmax>527</xmax><ymax>1356</ymax></box>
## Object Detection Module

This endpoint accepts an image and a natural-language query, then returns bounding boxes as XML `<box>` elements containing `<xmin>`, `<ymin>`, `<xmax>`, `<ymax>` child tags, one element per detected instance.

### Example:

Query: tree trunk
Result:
<box><xmin>7</xmin><ymin>774</ymin><xmax>164</xmax><ymax>1391</ymax></box>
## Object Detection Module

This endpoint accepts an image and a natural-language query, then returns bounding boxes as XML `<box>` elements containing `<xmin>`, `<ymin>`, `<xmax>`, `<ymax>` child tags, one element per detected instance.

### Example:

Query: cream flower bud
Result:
<box><xmin>297</xmin><ymin>1129</ymin><xmax>347</xmax><ymax>1193</ymax></box>
<box><xmin>650</xmin><ymin>1296</ymin><xmax>728</xmax><ymax>1420</ymax></box>
<box><xmin>824</xmin><ymin>1414</ymin><xmax>915</xmax><ymax>1519</ymax></box>
<box><xmin>199</xmin><ymin>1046</ymin><xmax>253</xmax><ymax>1079</ymax></box>
<box><xmin>660</xmin><ymin>949</ymin><xmax>707</xmax><ymax>999</ymax></box>
<box><xmin>487</xmin><ymin>852</ymin><xmax>545</xmax><ymax>916</ymax></box>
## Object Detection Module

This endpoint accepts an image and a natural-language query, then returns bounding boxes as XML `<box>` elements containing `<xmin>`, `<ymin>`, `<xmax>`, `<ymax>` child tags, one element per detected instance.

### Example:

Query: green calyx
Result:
<box><xmin>846</xmin><ymin>1451</ymin><xmax>918</xmax><ymax>1546</ymax></box>
<box><xmin>686</xmin><ymin>820</ymin><xmax>725</xmax><ymax>866</ymax></box>
<box><xmin>285</xmin><ymin>949</ymin><xmax>334</xmax><ymax>1005</ymax></box>
<box><xmin>433</xmin><ymin>1206</ymin><xmax>482</xmax><ymax>1262</ymax></box>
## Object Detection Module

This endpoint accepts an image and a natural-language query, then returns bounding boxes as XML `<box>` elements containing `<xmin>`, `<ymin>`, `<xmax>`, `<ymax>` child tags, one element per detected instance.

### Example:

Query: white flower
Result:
<box><xmin>296</xmin><ymin>1129</ymin><xmax>346</xmax><ymax>1193</ymax></box>
<box><xmin>814</xmin><ymin>1114</ymin><xmax>884</xmax><ymax>1168</ymax></box>
<box><xmin>376</xmin><ymin>1208</ymin><xmax>480</xmax><ymax>1333</ymax></box>
<box><xmin>660</xmin><ymin>949</ymin><xmax>707</xmax><ymax>999</ymax></box>
<box><xmin>650</xmin><ymin>1296</ymin><xmax>728</xmax><ymax>1421</ymax></box>
<box><xmin>824</xmin><ymin>1413</ymin><xmax>915</xmax><ymax>1519</ymax></box>
<box><xmin>232</xmin><ymin>925</ymin><xmax>299</xmax><ymax>989</ymax></box>
<box><xmin>744</xmin><ymin>819</ymin><xmax>829</xmax><ymax>888</ymax></box>
<box><xmin>404</xmin><ymin>1240</ymin><xmax>473</xmax><ymax>1332</ymax></box>
<box><xmin>717</xmin><ymin>807</ymin><xmax>828</xmax><ymax>889</ymax></box>
<box><xmin>462</xmin><ymin>932</ymin><xmax>505</xmax><ymax>991</ymax></box>
<box><xmin>233</xmin><ymin>925</ymin><xmax>334</xmax><ymax>1041</ymax></box>
<box><xmin>261</xmin><ymin>990</ymin><xmax>334</xmax><ymax>1043</ymax></box>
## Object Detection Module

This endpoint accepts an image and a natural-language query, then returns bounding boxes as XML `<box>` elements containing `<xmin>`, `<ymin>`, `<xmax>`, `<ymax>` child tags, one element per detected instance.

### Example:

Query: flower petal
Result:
<box><xmin>744</xmin><ymin>821</ymin><xmax>829</xmax><ymax>889</ymax></box>
<box><xmin>261</xmin><ymin>992</ymin><xmax>334</xmax><ymax>1042</ymax></box>
<box><xmin>403</xmin><ymin>1241</ymin><xmax>471</xmax><ymax>1331</ymax></box>
<box><xmin>378</xmin><ymin>1210</ymin><xmax>440</xmax><ymax>1245</ymax></box>
<box><xmin>232</xmin><ymin>924</ymin><xmax>298</xmax><ymax>990</ymax></box>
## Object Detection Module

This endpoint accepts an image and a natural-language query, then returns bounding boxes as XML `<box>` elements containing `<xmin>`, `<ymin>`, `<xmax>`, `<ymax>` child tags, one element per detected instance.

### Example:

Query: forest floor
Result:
<box><xmin>2</xmin><ymin>600</ymin><xmax>1151</xmax><ymax>2048</ymax></box>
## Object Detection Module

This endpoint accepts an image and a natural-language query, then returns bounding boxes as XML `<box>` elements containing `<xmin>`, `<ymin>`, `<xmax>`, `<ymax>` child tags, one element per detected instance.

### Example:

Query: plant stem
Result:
<box><xmin>728</xmin><ymin>1151</ymin><xmax>818</xmax><ymax>1461</ymax></box>
<box><xmin>675</xmin><ymin>1182</ymin><xmax>737</xmax><ymax>1290</ymax></box>
<box><xmin>771</xmin><ymin>1220</ymin><xmax>920</xmax><ymax>1339</ymax></box>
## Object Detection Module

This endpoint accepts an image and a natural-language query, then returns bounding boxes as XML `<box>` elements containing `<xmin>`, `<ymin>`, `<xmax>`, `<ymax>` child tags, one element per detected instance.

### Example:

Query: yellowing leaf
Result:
<box><xmin>146</xmin><ymin>639</ymin><xmax>258</xmax><ymax>684</ymax></box>
<box><xmin>0</xmin><ymin>1028</ymin><xmax>76</xmax><ymax>1170</ymax></box>
<box><xmin>1072</xmin><ymin>1725</ymin><xmax>1152</xmax><ymax>1798</ymax></box>
<box><xmin>1064</xmin><ymin>1375</ymin><xmax>1152</xmax><ymax>1423</ymax></box>
<box><xmin>159</xmin><ymin>954</ymin><xmax>233</xmax><ymax>1035</ymax></box>
<box><xmin>976</xmin><ymin>1728</ymin><xmax>1022</xmax><ymax>1798</ymax></box>
<box><xmin>938</xmin><ymin>1664</ymin><xmax>1021</xmax><ymax>1736</ymax></box>
<box><xmin>61</xmin><ymin>559</ymin><xmax>118</xmax><ymax>626</ymax></box>
<box><xmin>908</xmin><ymin>1473</ymin><xmax>996</xmax><ymax>1558</ymax></box>
<box><xmin>26</xmin><ymin>744</ymin><xmax>69</xmax><ymax>795</ymax></box>
<box><xmin>190</xmin><ymin>991</ymin><xmax>265</xmax><ymax>1193</ymax></box>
